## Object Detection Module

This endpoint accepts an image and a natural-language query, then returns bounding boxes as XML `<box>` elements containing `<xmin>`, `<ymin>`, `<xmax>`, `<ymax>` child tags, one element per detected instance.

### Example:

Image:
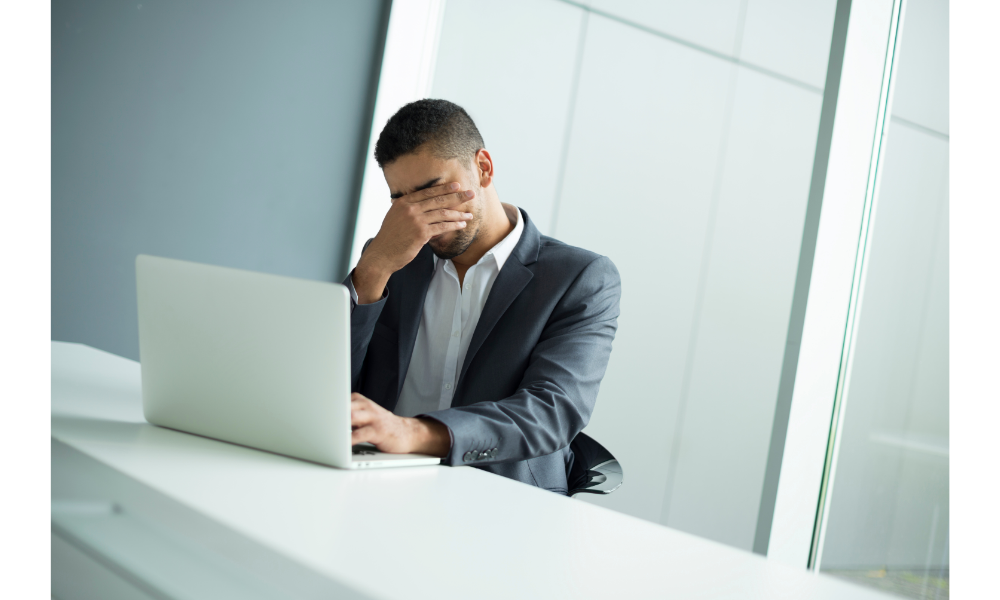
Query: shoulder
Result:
<box><xmin>533</xmin><ymin>235</ymin><xmax>621</xmax><ymax>319</ymax></box>
<box><xmin>537</xmin><ymin>235</ymin><xmax>616</xmax><ymax>271</ymax></box>
<box><xmin>537</xmin><ymin>234</ymin><xmax>596</xmax><ymax>263</ymax></box>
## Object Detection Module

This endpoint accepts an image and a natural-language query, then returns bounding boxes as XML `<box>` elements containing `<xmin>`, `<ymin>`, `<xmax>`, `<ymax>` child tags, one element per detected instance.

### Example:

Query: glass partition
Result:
<box><xmin>817</xmin><ymin>0</ymin><xmax>949</xmax><ymax>597</ymax></box>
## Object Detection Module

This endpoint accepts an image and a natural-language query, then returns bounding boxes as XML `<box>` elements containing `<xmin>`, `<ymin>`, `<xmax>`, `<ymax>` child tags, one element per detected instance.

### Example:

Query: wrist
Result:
<box><xmin>353</xmin><ymin>255</ymin><xmax>391</xmax><ymax>305</ymax></box>
<box><xmin>411</xmin><ymin>417</ymin><xmax>451</xmax><ymax>457</ymax></box>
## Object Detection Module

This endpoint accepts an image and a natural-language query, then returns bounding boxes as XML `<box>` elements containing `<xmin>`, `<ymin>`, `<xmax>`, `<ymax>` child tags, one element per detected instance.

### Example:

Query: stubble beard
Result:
<box><xmin>429</xmin><ymin>194</ymin><xmax>483</xmax><ymax>260</ymax></box>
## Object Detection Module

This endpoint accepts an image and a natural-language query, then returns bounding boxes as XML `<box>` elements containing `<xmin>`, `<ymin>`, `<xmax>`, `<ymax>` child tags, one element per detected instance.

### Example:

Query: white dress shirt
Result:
<box><xmin>350</xmin><ymin>205</ymin><xmax>524</xmax><ymax>417</ymax></box>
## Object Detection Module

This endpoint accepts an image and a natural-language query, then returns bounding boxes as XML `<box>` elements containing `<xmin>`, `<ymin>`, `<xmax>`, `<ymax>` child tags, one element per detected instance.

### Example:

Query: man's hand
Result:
<box><xmin>350</xmin><ymin>393</ymin><xmax>451</xmax><ymax>457</ymax></box>
<box><xmin>352</xmin><ymin>182</ymin><xmax>475</xmax><ymax>304</ymax></box>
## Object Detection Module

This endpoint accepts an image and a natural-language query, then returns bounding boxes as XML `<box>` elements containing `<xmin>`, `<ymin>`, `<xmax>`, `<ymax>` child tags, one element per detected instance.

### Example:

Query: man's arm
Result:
<box><xmin>345</xmin><ymin>183</ymin><xmax>475</xmax><ymax>390</ymax></box>
<box><xmin>343</xmin><ymin>246</ymin><xmax>389</xmax><ymax>391</ymax></box>
<box><xmin>349</xmin><ymin>393</ymin><xmax>451</xmax><ymax>456</ymax></box>
<box><xmin>423</xmin><ymin>255</ymin><xmax>621</xmax><ymax>465</ymax></box>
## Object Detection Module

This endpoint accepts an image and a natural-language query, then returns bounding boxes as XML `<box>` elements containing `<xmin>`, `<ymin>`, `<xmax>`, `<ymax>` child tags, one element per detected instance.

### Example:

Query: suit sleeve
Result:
<box><xmin>343</xmin><ymin>239</ymin><xmax>388</xmax><ymax>390</ymax></box>
<box><xmin>422</xmin><ymin>255</ymin><xmax>621</xmax><ymax>466</ymax></box>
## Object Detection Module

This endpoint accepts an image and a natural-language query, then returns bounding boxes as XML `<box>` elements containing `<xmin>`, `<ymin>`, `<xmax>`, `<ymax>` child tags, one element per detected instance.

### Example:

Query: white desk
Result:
<box><xmin>51</xmin><ymin>341</ymin><xmax>890</xmax><ymax>600</ymax></box>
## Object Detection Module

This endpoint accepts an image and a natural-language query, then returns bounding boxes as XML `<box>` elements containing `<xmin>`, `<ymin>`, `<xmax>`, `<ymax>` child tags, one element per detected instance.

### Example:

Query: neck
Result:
<box><xmin>452</xmin><ymin>186</ymin><xmax>514</xmax><ymax>268</ymax></box>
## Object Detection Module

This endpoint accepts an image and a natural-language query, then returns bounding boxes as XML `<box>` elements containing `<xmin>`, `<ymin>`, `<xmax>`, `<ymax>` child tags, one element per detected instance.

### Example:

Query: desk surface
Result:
<box><xmin>51</xmin><ymin>341</ymin><xmax>889</xmax><ymax>600</ymax></box>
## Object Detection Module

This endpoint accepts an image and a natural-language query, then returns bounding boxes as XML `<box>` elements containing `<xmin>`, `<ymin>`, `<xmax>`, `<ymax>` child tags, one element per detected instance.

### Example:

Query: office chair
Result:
<box><xmin>567</xmin><ymin>432</ymin><xmax>623</xmax><ymax>497</ymax></box>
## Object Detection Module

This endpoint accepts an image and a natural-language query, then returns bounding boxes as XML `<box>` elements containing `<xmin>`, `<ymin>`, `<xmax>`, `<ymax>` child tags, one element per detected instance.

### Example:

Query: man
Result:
<box><xmin>345</xmin><ymin>99</ymin><xmax>621</xmax><ymax>495</ymax></box>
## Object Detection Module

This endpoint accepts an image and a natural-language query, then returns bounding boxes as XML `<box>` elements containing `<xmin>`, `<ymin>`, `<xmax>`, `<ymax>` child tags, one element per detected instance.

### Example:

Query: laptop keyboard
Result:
<box><xmin>351</xmin><ymin>445</ymin><xmax>377</xmax><ymax>456</ymax></box>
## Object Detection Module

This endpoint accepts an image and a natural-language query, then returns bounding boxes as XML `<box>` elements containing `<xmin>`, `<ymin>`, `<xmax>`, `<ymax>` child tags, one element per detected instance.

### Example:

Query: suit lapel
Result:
<box><xmin>395</xmin><ymin>246</ymin><xmax>435</xmax><ymax>404</ymax></box>
<box><xmin>456</xmin><ymin>209</ymin><xmax>541</xmax><ymax>391</ymax></box>
<box><xmin>457</xmin><ymin>261</ymin><xmax>533</xmax><ymax>389</ymax></box>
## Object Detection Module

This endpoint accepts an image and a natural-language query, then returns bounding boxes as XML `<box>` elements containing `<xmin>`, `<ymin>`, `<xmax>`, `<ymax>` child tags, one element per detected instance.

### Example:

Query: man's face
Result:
<box><xmin>383</xmin><ymin>150</ymin><xmax>483</xmax><ymax>260</ymax></box>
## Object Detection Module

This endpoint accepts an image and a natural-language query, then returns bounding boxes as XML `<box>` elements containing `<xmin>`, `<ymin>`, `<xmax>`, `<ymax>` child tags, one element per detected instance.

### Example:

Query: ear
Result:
<box><xmin>475</xmin><ymin>149</ymin><xmax>494</xmax><ymax>188</ymax></box>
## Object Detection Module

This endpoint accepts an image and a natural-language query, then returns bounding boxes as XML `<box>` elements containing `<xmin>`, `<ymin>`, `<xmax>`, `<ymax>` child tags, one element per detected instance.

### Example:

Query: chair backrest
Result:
<box><xmin>567</xmin><ymin>432</ymin><xmax>623</xmax><ymax>497</ymax></box>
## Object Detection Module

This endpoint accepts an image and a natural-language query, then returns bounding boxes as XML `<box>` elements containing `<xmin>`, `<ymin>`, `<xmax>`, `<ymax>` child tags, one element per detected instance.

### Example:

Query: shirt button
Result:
<box><xmin>452</xmin><ymin>331</ymin><xmax>459</xmax><ymax>337</ymax></box>
<box><xmin>444</xmin><ymin>383</ymin><xmax>452</xmax><ymax>390</ymax></box>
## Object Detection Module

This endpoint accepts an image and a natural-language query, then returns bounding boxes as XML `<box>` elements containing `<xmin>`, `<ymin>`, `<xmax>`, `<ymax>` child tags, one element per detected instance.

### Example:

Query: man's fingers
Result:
<box><xmin>351</xmin><ymin>407</ymin><xmax>374</xmax><ymax>428</ymax></box>
<box><xmin>404</xmin><ymin>182</ymin><xmax>461</xmax><ymax>203</ymax></box>
<box><xmin>352</xmin><ymin>426</ymin><xmax>376</xmax><ymax>446</ymax></box>
<box><xmin>350</xmin><ymin>395</ymin><xmax>380</xmax><ymax>427</ymax></box>
<box><xmin>426</xmin><ymin>220</ymin><xmax>468</xmax><ymax>236</ymax></box>
<box><xmin>417</xmin><ymin>189</ymin><xmax>475</xmax><ymax>211</ymax></box>
<box><xmin>424</xmin><ymin>209</ymin><xmax>474</xmax><ymax>224</ymax></box>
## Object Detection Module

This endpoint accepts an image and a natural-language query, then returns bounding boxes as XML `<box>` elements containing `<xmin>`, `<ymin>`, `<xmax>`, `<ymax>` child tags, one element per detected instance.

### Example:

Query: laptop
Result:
<box><xmin>135</xmin><ymin>254</ymin><xmax>441</xmax><ymax>469</ymax></box>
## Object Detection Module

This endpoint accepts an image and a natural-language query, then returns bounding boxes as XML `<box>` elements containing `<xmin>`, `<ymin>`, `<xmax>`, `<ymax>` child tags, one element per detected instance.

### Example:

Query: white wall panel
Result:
<box><xmin>431</xmin><ymin>0</ymin><xmax>584</xmax><ymax>235</ymax></box>
<box><xmin>663</xmin><ymin>68</ymin><xmax>822</xmax><ymax>551</ymax></box>
<box><xmin>891</xmin><ymin>0</ymin><xmax>949</xmax><ymax>133</ymax></box>
<box><xmin>553</xmin><ymin>14</ymin><xmax>732</xmax><ymax>523</ymax></box>
<box><xmin>819</xmin><ymin>122</ymin><xmax>949</xmax><ymax>569</ymax></box>
<box><xmin>740</xmin><ymin>0</ymin><xmax>838</xmax><ymax>89</ymax></box>
<box><xmin>589</xmin><ymin>0</ymin><xmax>745</xmax><ymax>57</ymax></box>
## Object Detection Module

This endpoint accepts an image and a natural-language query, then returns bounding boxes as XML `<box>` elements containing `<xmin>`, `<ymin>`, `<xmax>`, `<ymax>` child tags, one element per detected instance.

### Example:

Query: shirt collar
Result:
<box><xmin>485</xmin><ymin>204</ymin><xmax>523</xmax><ymax>270</ymax></box>
<box><xmin>431</xmin><ymin>204</ymin><xmax>524</xmax><ymax>270</ymax></box>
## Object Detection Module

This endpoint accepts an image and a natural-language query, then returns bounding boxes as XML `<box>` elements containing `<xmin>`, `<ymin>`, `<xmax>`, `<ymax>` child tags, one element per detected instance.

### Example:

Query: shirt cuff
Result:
<box><xmin>347</xmin><ymin>270</ymin><xmax>387</xmax><ymax>313</ymax></box>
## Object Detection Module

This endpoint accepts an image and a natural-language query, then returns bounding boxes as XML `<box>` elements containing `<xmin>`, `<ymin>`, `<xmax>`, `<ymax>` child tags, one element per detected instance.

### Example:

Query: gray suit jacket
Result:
<box><xmin>345</xmin><ymin>208</ymin><xmax>621</xmax><ymax>494</ymax></box>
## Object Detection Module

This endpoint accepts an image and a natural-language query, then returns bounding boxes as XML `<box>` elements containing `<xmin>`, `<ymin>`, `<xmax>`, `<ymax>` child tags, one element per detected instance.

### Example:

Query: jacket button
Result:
<box><xmin>463</xmin><ymin>451</ymin><xmax>476</xmax><ymax>462</ymax></box>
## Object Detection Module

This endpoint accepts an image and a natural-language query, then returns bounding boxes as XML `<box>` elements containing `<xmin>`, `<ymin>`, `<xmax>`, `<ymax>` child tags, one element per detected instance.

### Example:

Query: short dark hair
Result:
<box><xmin>374</xmin><ymin>99</ymin><xmax>485</xmax><ymax>168</ymax></box>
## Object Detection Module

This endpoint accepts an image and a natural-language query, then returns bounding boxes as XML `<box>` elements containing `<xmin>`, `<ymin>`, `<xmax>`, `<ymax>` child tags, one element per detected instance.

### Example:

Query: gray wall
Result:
<box><xmin>52</xmin><ymin>0</ymin><xmax>389</xmax><ymax>360</ymax></box>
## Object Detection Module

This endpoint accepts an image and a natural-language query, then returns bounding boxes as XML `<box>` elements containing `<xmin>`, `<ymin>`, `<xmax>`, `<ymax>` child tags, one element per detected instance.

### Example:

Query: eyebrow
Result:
<box><xmin>390</xmin><ymin>177</ymin><xmax>441</xmax><ymax>200</ymax></box>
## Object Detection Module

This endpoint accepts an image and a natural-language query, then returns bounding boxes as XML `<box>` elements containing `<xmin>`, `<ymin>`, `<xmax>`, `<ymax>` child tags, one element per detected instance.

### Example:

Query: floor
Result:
<box><xmin>825</xmin><ymin>568</ymin><xmax>949</xmax><ymax>600</ymax></box>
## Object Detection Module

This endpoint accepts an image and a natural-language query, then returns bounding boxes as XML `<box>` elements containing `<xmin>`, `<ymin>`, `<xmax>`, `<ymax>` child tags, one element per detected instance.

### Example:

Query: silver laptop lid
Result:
<box><xmin>136</xmin><ymin>254</ymin><xmax>352</xmax><ymax>467</ymax></box>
